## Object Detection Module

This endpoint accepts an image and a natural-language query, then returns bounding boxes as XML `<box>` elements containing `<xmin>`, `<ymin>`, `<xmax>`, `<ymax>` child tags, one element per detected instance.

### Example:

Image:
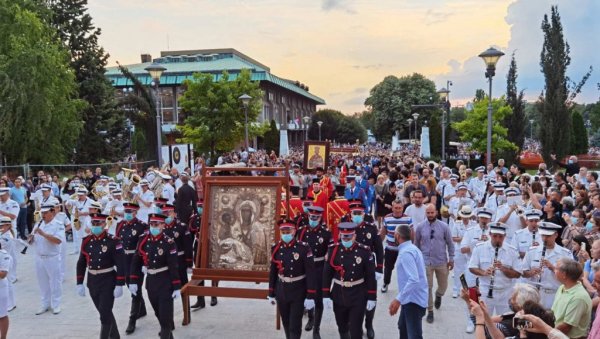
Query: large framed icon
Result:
<box><xmin>303</xmin><ymin>141</ymin><xmax>330</xmax><ymax>171</ymax></box>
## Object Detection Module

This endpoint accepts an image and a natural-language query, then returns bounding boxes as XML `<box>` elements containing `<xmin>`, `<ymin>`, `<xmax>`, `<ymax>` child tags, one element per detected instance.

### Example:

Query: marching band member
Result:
<box><xmin>52</xmin><ymin>199</ymin><xmax>71</xmax><ymax>282</ymax></box>
<box><xmin>511</xmin><ymin>209</ymin><xmax>543</xmax><ymax>259</ymax></box>
<box><xmin>0</xmin><ymin>188</ymin><xmax>20</xmax><ymax>240</ymax></box>
<box><xmin>494</xmin><ymin>187</ymin><xmax>527</xmax><ymax>243</ymax></box>
<box><xmin>67</xmin><ymin>188</ymin><xmax>94</xmax><ymax>255</ymax></box>
<box><xmin>160</xmin><ymin>174</ymin><xmax>175</xmax><ymax>205</ymax></box>
<box><xmin>448</xmin><ymin>183</ymin><xmax>476</xmax><ymax>221</ymax></box>
<box><xmin>468</xmin><ymin>166</ymin><xmax>487</xmax><ymax>205</ymax></box>
<box><xmin>103</xmin><ymin>189</ymin><xmax>125</xmax><ymax>236</ymax></box>
<box><xmin>450</xmin><ymin>205</ymin><xmax>476</xmax><ymax>298</ymax></box>
<box><xmin>134</xmin><ymin>180</ymin><xmax>155</xmax><ymax>224</ymax></box>
<box><xmin>0</xmin><ymin>218</ymin><xmax>15</xmax><ymax>312</ymax></box>
<box><xmin>484</xmin><ymin>182</ymin><xmax>507</xmax><ymax>214</ymax></box>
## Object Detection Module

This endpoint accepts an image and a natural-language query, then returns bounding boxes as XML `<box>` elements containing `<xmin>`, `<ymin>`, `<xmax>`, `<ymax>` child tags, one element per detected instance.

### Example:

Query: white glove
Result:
<box><xmin>187</xmin><ymin>267</ymin><xmax>193</xmax><ymax>274</ymax></box>
<box><xmin>268</xmin><ymin>296</ymin><xmax>276</xmax><ymax>305</ymax></box>
<box><xmin>128</xmin><ymin>284</ymin><xmax>138</xmax><ymax>296</ymax></box>
<box><xmin>113</xmin><ymin>286</ymin><xmax>123</xmax><ymax>298</ymax></box>
<box><xmin>366</xmin><ymin>300</ymin><xmax>377</xmax><ymax>311</ymax></box>
<box><xmin>323</xmin><ymin>297</ymin><xmax>333</xmax><ymax>309</ymax></box>
<box><xmin>141</xmin><ymin>266</ymin><xmax>148</xmax><ymax>274</ymax></box>
<box><xmin>76</xmin><ymin>284</ymin><xmax>85</xmax><ymax>297</ymax></box>
<box><xmin>375</xmin><ymin>272</ymin><xmax>383</xmax><ymax>281</ymax></box>
<box><xmin>172</xmin><ymin>289</ymin><xmax>181</xmax><ymax>299</ymax></box>
<box><xmin>304</xmin><ymin>299</ymin><xmax>315</xmax><ymax>310</ymax></box>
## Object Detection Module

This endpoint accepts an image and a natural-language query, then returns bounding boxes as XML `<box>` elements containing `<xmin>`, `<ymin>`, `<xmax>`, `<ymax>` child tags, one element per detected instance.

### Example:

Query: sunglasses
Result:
<box><xmin>430</xmin><ymin>229</ymin><xmax>435</xmax><ymax>239</ymax></box>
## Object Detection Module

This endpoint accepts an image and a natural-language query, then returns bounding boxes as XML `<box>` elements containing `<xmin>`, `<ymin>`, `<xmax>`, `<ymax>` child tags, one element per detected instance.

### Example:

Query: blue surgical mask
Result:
<box><xmin>303</xmin><ymin>206</ymin><xmax>309</xmax><ymax>213</ymax></box>
<box><xmin>124</xmin><ymin>213</ymin><xmax>133</xmax><ymax>222</ymax></box>
<box><xmin>91</xmin><ymin>226</ymin><xmax>104</xmax><ymax>236</ymax></box>
<box><xmin>281</xmin><ymin>234</ymin><xmax>293</xmax><ymax>243</ymax></box>
<box><xmin>342</xmin><ymin>240</ymin><xmax>353</xmax><ymax>248</ymax></box>
<box><xmin>165</xmin><ymin>217</ymin><xmax>173</xmax><ymax>224</ymax></box>
<box><xmin>155</xmin><ymin>206</ymin><xmax>162</xmax><ymax>214</ymax></box>
<box><xmin>586</xmin><ymin>221</ymin><xmax>594</xmax><ymax>232</ymax></box>
<box><xmin>150</xmin><ymin>227</ymin><xmax>161</xmax><ymax>236</ymax></box>
<box><xmin>197</xmin><ymin>207</ymin><xmax>203</xmax><ymax>215</ymax></box>
<box><xmin>308</xmin><ymin>220</ymin><xmax>319</xmax><ymax>228</ymax></box>
<box><xmin>571</xmin><ymin>217</ymin><xmax>579</xmax><ymax>225</ymax></box>
<box><xmin>568</xmin><ymin>160</ymin><xmax>574</xmax><ymax>164</ymax></box>
<box><xmin>352</xmin><ymin>215</ymin><xmax>364</xmax><ymax>224</ymax></box>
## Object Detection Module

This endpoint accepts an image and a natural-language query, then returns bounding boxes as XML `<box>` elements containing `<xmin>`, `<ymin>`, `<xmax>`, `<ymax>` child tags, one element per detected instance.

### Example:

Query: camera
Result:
<box><xmin>512</xmin><ymin>317</ymin><xmax>532</xmax><ymax>330</ymax></box>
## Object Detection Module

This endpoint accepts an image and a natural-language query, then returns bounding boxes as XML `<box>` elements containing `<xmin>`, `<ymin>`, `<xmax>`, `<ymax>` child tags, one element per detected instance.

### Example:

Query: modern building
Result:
<box><xmin>105</xmin><ymin>48</ymin><xmax>325</xmax><ymax>150</ymax></box>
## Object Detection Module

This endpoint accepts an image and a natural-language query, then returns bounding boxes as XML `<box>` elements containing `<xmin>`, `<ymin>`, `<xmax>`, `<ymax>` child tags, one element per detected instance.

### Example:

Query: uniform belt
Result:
<box><xmin>177</xmin><ymin>251</ymin><xmax>184</xmax><ymax>256</ymax></box>
<box><xmin>147</xmin><ymin>266</ymin><xmax>169</xmax><ymax>275</ymax></box>
<box><xmin>333</xmin><ymin>278</ymin><xmax>364</xmax><ymax>287</ymax></box>
<box><xmin>313</xmin><ymin>256</ymin><xmax>325</xmax><ymax>262</ymax></box>
<box><xmin>278</xmin><ymin>274</ymin><xmax>306</xmax><ymax>283</ymax></box>
<box><xmin>124</xmin><ymin>250</ymin><xmax>136</xmax><ymax>255</ymax></box>
<box><xmin>88</xmin><ymin>267</ymin><xmax>114</xmax><ymax>275</ymax></box>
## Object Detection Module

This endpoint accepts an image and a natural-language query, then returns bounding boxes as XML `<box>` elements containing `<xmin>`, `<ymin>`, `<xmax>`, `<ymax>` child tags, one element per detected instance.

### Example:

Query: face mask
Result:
<box><xmin>308</xmin><ymin>220</ymin><xmax>319</xmax><ymax>228</ymax></box>
<box><xmin>568</xmin><ymin>160</ymin><xmax>574</xmax><ymax>164</ymax></box>
<box><xmin>352</xmin><ymin>215</ymin><xmax>364</xmax><ymax>224</ymax></box>
<box><xmin>155</xmin><ymin>207</ymin><xmax>162</xmax><ymax>214</ymax></box>
<box><xmin>342</xmin><ymin>240</ymin><xmax>353</xmax><ymax>248</ymax></box>
<box><xmin>303</xmin><ymin>206</ymin><xmax>309</xmax><ymax>213</ymax></box>
<box><xmin>586</xmin><ymin>221</ymin><xmax>594</xmax><ymax>232</ymax></box>
<box><xmin>150</xmin><ymin>227</ymin><xmax>161</xmax><ymax>236</ymax></box>
<box><xmin>571</xmin><ymin>217</ymin><xmax>579</xmax><ymax>225</ymax></box>
<box><xmin>165</xmin><ymin>217</ymin><xmax>173</xmax><ymax>224</ymax></box>
<box><xmin>91</xmin><ymin>226</ymin><xmax>103</xmax><ymax>236</ymax></box>
<box><xmin>197</xmin><ymin>207</ymin><xmax>203</xmax><ymax>215</ymax></box>
<box><xmin>281</xmin><ymin>234</ymin><xmax>293</xmax><ymax>243</ymax></box>
<box><xmin>124</xmin><ymin>213</ymin><xmax>133</xmax><ymax>222</ymax></box>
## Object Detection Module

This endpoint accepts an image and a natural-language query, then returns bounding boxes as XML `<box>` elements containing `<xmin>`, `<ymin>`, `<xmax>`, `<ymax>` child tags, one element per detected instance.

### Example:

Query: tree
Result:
<box><xmin>352</xmin><ymin>110</ymin><xmax>375</xmax><ymax>132</ymax></box>
<box><xmin>263</xmin><ymin>120</ymin><xmax>280</xmax><ymax>155</ymax></box>
<box><xmin>177</xmin><ymin>69</ymin><xmax>263</xmax><ymax>159</ymax></box>
<box><xmin>364</xmin><ymin>73</ymin><xmax>439</xmax><ymax>142</ymax></box>
<box><xmin>452</xmin><ymin>97</ymin><xmax>518</xmax><ymax>155</ymax></box>
<box><xmin>428</xmin><ymin>114</ymin><xmax>443</xmax><ymax>158</ymax></box>
<box><xmin>0</xmin><ymin>0</ymin><xmax>83</xmax><ymax>164</ymax></box>
<box><xmin>504</xmin><ymin>52</ymin><xmax>527</xmax><ymax>163</ymax></box>
<box><xmin>307</xmin><ymin>109</ymin><xmax>367</xmax><ymax>143</ymax></box>
<box><xmin>336</xmin><ymin>116</ymin><xmax>367</xmax><ymax>144</ymax></box>
<box><xmin>538</xmin><ymin>6</ymin><xmax>592</xmax><ymax>163</ymax></box>
<box><xmin>570</xmin><ymin>111</ymin><xmax>588</xmax><ymax>154</ymax></box>
<box><xmin>43</xmin><ymin>0</ymin><xmax>127</xmax><ymax>163</ymax></box>
<box><xmin>131</xmin><ymin>128</ymin><xmax>149</xmax><ymax>160</ymax></box>
<box><xmin>474</xmin><ymin>89</ymin><xmax>486</xmax><ymax>102</ymax></box>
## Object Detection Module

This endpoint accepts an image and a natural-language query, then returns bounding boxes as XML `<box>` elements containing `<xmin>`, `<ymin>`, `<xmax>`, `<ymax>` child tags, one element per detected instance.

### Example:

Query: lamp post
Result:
<box><xmin>239</xmin><ymin>94</ymin><xmax>252</xmax><ymax>149</ymax></box>
<box><xmin>317</xmin><ymin>121</ymin><xmax>323</xmax><ymax>141</ymax></box>
<box><xmin>437</xmin><ymin>81</ymin><xmax>452</xmax><ymax>161</ymax></box>
<box><xmin>478</xmin><ymin>46</ymin><xmax>504</xmax><ymax>165</ymax></box>
<box><xmin>529</xmin><ymin>119</ymin><xmax>534</xmax><ymax>139</ymax></box>
<box><xmin>407</xmin><ymin>118</ymin><xmax>413</xmax><ymax>142</ymax></box>
<box><xmin>144</xmin><ymin>62</ymin><xmax>166</xmax><ymax>167</ymax></box>
<box><xmin>412</xmin><ymin>113</ymin><xmax>419</xmax><ymax>144</ymax></box>
<box><xmin>303</xmin><ymin>116</ymin><xmax>311</xmax><ymax>141</ymax></box>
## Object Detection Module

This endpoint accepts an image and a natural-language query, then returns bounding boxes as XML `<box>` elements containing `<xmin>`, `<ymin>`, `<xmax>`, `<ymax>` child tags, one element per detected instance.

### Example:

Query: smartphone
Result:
<box><xmin>459</xmin><ymin>273</ymin><xmax>469</xmax><ymax>290</ymax></box>
<box><xmin>460</xmin><ymin>274</ymin><xmax>480</xmax><ymax>302</ymax></box>
<box><xmin>513</xmin><ymin>317</ymin><xmax>532</xmax><ymax>330</ymax></box>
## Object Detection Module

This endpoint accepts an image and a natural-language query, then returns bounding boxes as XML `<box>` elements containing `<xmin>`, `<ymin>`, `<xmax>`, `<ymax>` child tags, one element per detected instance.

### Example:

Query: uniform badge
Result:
<box><xmin>293</xmin><ymin>252</ymin><xmax>299</xmax><ymax>260</ymax></box>
<box><xmin>367</xmin><ymin>233</ymin><xmax>372</xmax><ymax>239</ymax></box>
<box><xmin>132</xmin><ymin>230</ymin><xmax>137</xmax><ymax>236</ymax></box>
<box><xmin>175</xmin><ymin>232</ymin><xmax>179</xmax><ymax>238</ymax></box>
<box><xmin>158</xmin><ymin>248</ymin><xmax>164</xmax><ymax>255</ymax></box>
<box><xmin>101</xmin><ymin>245</ymin><xmax>108</xmax><ymax>253</ymax></box>
<box><xmin>318</xmin><ymin>237</ymin><xmax>323</xmax><ymax>244</ymax></box>
<box><xmin>356</xmin><ymin>257</ymin><xmax>362</xmax><ymax>264</ymax></box>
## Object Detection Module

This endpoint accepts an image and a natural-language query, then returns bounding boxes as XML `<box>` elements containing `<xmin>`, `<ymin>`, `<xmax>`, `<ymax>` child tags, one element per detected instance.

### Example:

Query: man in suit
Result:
<box><xmin>344</xmin><ymin>177</ymin><xmax>367</xmax><ymax>209</ymax></box>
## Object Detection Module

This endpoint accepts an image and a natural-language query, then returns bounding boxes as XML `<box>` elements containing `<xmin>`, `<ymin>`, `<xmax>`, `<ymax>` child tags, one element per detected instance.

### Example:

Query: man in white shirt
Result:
<box><xmin>494</xmin><ymin>187</ymin><xmax>527</xmax><ymax>243</ymax></box>
<box><xmin>404</xmin><ymin>190</ymin><xmax>426</xmax><ymax>225</ymax></box>
<box><xmin>0</xmin><ymin>188</ymin><xmax>19</xmax><ymax>237</ymax></box>
<box><xmin>135</xmin><ymin>180</ymin><xmax>154</xmax><ymax>224</ymax></box>
<box><xmin>468</xmin><ymin>166</ymin><xmax>487</xmax><ymax>205</ymax></box>
<box><xmin>160</xmin><ymin>174</ymin><xmax>175</xmax><ymax>204</ymax></box>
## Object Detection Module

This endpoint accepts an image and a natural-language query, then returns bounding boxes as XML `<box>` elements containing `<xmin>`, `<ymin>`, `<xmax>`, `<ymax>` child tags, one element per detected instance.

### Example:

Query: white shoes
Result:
<box><xmin>466</xmin><ymin>322</ymin><xmax>475</xmax><ymax>333</ymax></box>
<box><xmin>52</xmin><ymin>307</ymin><xmax>61</xmax><ymax>314</ymax></box>
<box><xmin>7</xmin><ymin>305</ymin><xmax>15</xmax><ymax>312</ymax></box>
<box><xmin>36</xmin><ymin>307</ymin><xmax>49</xmax><ymax>315</ymax></box>
<box><xmin>452</xmin><ymin>291</ymin><xmax>458</xmax><ymax>298</ymax></box>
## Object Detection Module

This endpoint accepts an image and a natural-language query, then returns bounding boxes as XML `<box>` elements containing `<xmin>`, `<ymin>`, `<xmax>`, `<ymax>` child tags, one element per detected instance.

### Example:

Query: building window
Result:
<box><xmin>281</xmin><ymin>95</ymin><xmax>286</xmax><ymax>104</ymax></box>
<box><xmin>268</xmin><ymin>92</ymin><xmax>274</xmax><ymax>102</ymax></box>
<box><xmin>159</xmin><ymin>87</ymin><xmax>175</xmax><ymax>123</ymax></box>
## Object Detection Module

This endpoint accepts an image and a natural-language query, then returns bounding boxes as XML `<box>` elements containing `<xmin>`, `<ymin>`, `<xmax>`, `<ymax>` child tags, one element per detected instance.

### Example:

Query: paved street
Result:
<box><xmin>9</xmin><ymin>244</ymin><xmax>473</xmax><ymax>339</ymax></box>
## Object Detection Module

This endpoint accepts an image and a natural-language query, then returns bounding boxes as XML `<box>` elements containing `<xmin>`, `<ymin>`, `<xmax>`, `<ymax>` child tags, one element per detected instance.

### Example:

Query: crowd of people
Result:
<box><xmin>0</xmin><ymin>144</ymin><xmax>599</xmax><ymax>339</ymax></box>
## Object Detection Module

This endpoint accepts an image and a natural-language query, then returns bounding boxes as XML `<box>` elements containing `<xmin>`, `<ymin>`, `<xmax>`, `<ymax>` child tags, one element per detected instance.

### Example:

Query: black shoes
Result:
<box><xmin>191</xmin><ymin>297</ymin><xmax>205</xmax><ymax>309</ymax></box>
<box><xmin>210</xmin><ymin>297</ymin><xmax>218</xmax><ymax>306</ymax></box>
<box><xmin>381</xmin><ymin>284</ymin><xmax>388</xmax><ymax>293</ymax></box>
<box><xmin>426</xmin><ymin>311</ymin><xmax>434</xmax><ymax>323</ymax></box>
<box><xmin>434</xmin><ymin>295</ymin><xmax>442</xmax><ymax>309</ymax></box>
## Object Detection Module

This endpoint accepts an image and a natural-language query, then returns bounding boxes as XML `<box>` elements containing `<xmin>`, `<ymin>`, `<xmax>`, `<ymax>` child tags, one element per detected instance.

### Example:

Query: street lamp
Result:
<box><xmin>437</xmin><ymin>81</ymin><xmax>452</xmax><ymax>161</ymax></box>
<box><xmin>144</xmin><ymin>62</ymin><xmax>166</xmax><ymax>167</ymax></box>
<box><xmin>317</xmin><ymin>121</ymin><xmax>323</xmax><ymax>141</ymax></box>
<box><xmin>407</xmin><ymin>118</ymin><xmax>413</xmax><ymax>142</ymax></box>
<box><xmin>303</xmin><ymin>116</ymin><xmax>311</xmax><ymax>141</ymax></box>
<box><xmin>412</xmin><ymin>113</ymin><xmax>419</xmax><ymax>144</ymax></box>
<box><xmin>478</xmin><ymin>46</ymin><xmax>504</xmax><ymax>165</ymax></box>
<box><xmin>529</xmin><ymin>119</ymin><xmax>534</xmax><ymax>139</ymax></box>
<box><xmin>239</xmin><ymin>94</ymin><xmax>252</xmax><ymax>149</ymax></box>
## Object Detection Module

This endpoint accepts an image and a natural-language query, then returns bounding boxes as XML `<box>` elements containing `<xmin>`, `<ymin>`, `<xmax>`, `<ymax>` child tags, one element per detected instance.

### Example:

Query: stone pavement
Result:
<box><xmin>9</xmin><ymin>244</ymin><xmax>474</xmax><ymax>339</ymax></box>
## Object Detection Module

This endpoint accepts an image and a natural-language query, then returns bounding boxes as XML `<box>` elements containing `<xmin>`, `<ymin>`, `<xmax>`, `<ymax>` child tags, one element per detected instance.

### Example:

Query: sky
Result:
<box><xmin>88</xmin><ymin>0</ymin><xmax>600</xmax><ymax>114</ymax></box>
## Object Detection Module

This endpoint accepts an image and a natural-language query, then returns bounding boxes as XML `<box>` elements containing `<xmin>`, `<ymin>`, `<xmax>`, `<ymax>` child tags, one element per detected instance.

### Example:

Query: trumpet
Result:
<box><xmin>516</xmin><ymin>206</ymin><xmax>525</xmax><ymax>216</ymax></box>
<box><xmin>106</xmin><ymin>206</ymin><xmax>116</xmax><ymax>229</ymax></box>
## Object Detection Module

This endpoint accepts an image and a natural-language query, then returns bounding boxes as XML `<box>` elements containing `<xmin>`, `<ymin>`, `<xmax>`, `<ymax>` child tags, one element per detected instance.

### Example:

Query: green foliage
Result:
<box><xmin>263</xmin><ymin>120</ymin><xmax>280</xmax><ymax>155</ymax></box>
<box><xmin>474</xmin><ymin>89</ymin><xmax>486</xmax><ymax>103</ymax></box>
<box><xmin>131</xmin><ymin>128</ymin><xmax>148</xmax><ymax>160</ymax></box>
<box><xmin>177</xmin><ymin>69</ymin><xmax>263</xmax><ymax>157</ymax></box>
<box><xmin>589</xmin><ymin>103</ymin><xmax>600</xmax><ymax>133</ymax></box>
<box><xmin>590</xmin><ymin>130</ymin><xmax>600</xmax><ymax>148</ymax></box>
<box><xmin>365</xmin><ymin>73</ymin><xmax>439</xmax><ymax>142</ymax></box>
<box><xmin>452</xmin><ymin>97</ymin><xmax>518</xmax><ymax>155</ymax></box>
<box><xmin>570</xmin><ymin>111</ymin><xmax>588</xmax><ymax>154</ymax></box>
<box><xmin>307</xmin><ymin>109</ymin><xmax>367</xmax><ymax>144</ymax></box>
<box><xmin>504</xmin><ymin>52</ymin><xmax>527</xmax><ymax>163</ymax></box>
<box><xmin>428</xmin><ymin>114</ymin><xmax>442</xmax><ymax>157</ymax></box>
<box><xmin>352</xmin><ymin>110</ymin><xmax>375</xmax><ymax>132</ymax></box>
<box><xmin>449</xmin><ymin>107</ymin><xmax>466</xmax><ymax>124</ymax></box>
<box><xmin>538</xmin><ymin>5</ymin><xmax>592</xmax><ymax>163</ymax></box>
<box><xmin>44</xmin><ymin>0</ymin><xmax>128</xmax><ymax>163</ymax></box>
<box><xmin>0</xmin><ymin>0</ymin><xmax>83</xmax><ymax>164</ymax></box>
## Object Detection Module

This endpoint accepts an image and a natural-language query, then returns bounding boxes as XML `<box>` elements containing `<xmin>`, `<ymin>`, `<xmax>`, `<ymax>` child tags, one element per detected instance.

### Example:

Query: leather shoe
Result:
<box><xmin>125</xmin><ymin>320</ymin><xmax>136</xmax><ymax>334</ymax></box>
<box><xmin>210</xmin><ymin>297</ymin><xmax>218</xmax><ymax>306</ymax></box>
<box><xmin>426</xmin><ymin>311</ymin><xmax>434</xmax><ymax>323</ymax></box>
<box><xmin>35</xmin><ymin>307</ymin><xmax>49</xmax><ymax>315</ymax></box>
<box><xmin>366</xmin><ymin>327</ymin><xmax>375</xmax><ymax>339</ymax></box>
<box><xmin>380</xmin><ymin>284</ymin><xmax>388</xmax><ymax>293</ymax></box>
<box><xmin>191</xmin><ymin>297</ymin><xmax>205</xmax><ymax>309</ymax></box>
<box><xmin>52</xmin><ymin>306</ymin><xmax>61</xmax><ymax>314</ymax></box>
<box><xmin>434</xmin><ymin>295</ymin><xmax>442</xmax><ymax>309</ymax></box>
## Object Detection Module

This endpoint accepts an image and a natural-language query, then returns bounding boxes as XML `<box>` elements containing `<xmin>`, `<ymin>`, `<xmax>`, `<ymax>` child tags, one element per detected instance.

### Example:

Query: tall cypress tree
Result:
<box><xmin>538</xmin><ymin>6</ymin><xmax>591</xmax><ymax>164</ymax></box>
<box><xmin>570</xmin><ymin>111</ymin><xmax>588</xmax><ymax>154</ymax></box>
<box><xmin>43</xmin><ymin>0</ymin><xmax>127</xmax><ymax>163</ymax></box>
<box><xmin>504</xmin><ymin>52</ymin><xmax>526</xmax><ymax>163</ymax></box>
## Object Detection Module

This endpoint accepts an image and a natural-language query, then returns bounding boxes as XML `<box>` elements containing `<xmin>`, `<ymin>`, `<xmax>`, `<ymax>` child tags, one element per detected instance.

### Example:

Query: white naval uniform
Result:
<box><xmin>0</xmin><ymin>250</ymin><xmax>11</xmax><ymax>317</ymax></box>
<box><xmin>460</xmin><ymin>226</ymin><xmax>490</xmax><ymax>286</ymax></box>
<box><xmin>32</xmin><ymin>219</ymin><xmax>64</xmax><ymax>310</ymax></box>
<box><xmin>511</xmin><ymin>228</ymin><xmax>542</xmax><ymax>258</ymax></box>
<box><xmin>136</xmin><ymin>189</ymin><xmax>155</xmax><ymax>224</ymax></box>
<box><xmin>0</xmin><ymin>231</ymin><xmax>17</xmax><ymax>284</ymax></box>
<box><xmin>102</xmin><ymin>199</ymin><xmax>124</xmax><ymax>236</ymax></box>
<box><xmin>162</xmin><ymin>183</ymin><xmax>175</xmax><ymax>204</ymax></box>
<box><xmin>493</xmin><ymin>204</ymin><xmax>524</xmax><ymax>243</ymax></box>
<box><xmin>451</xmin><ymin>219</ymin><xmax>475</xmax><ymax>294</ymax></box>
<box><xmin>518</xmin><ymin>244</ymin><xmax>573</xmax><ymax>308</ymax></box>
<box><xmin>469</xmin><ymin>241</ymin><xmax>520</xmax><ymax>315</ymax></box>
<box><xmin>68</xmin><ymin>197</ymin><xmax>94</xmax><ymax>254</ymax></box>
<box><xmin>468</xmin><ymin>177</ymin><xmax>487</xmax><ymax>204</ymax></box>
<box><xmin>448</xmin><ymin>197</ymin><xmax>476</xmax><ymax>220</ymax></box>
<box><xmin>0</xmin><ymin>198</ymin><xmax>20</xmax><ymax>235</ymax></box>
<box><xmin>484</xmin><ymin>193</ymin><xmax>502</xmax><ymax>215</ymax></box>
<box><xmin>53</xmin><ymin>212</ymin><xmax>71</xmax><ymax>281</ymax></box>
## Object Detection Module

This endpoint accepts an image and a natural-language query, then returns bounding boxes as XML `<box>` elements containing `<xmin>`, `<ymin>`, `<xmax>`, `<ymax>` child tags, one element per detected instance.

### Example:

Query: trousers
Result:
<box><xmin>35</xmin><ymin>255</ymin><xmax>62</xmax><ymax>308</ymax></box>
<box><xmin>398</xmin><ymin>302</ymin><xmax>426</xmax><ymax>339</ymax></box>
<box><xmin>425</xmin><ymin>265</ymin><xmax>449</xmax><ymax>311</ymax></box>
<box><xmin>278</xmin><ymin>298</ymin><xmax>304</xmax><ymax>339</ymax></box>
<box><xmin>333</xmin><ymin>301</ymin><xmax>367</xmax><ymax>339</ymax></box>
<box><xmin>384</xmin><ymin>249</ymin><xmax>399</xmax><ymax>285</ymax></box>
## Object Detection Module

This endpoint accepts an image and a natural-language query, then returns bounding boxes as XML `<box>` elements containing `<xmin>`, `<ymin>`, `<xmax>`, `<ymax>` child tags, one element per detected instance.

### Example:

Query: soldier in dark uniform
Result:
<box><xmin>269</xmin><ymin>219</ymin><xmax>316</xmax><ymax>339</ymax></box>
<box><xmin>293</xmin><ymin>198</ymin><xmax>313</xmax><ymax>229</ymax></box>
<box><xmin>188</xmin><ymin>200</ymin><xmax>206</xmax><ymax>309</ymax></box>
<box><xmin>129</xmin><ymin>213</ymin><xmax>181</xmax><ymax>339</ymax></box>
<box><xmin>154</xmin><ymin>197</ymin><xmax>168</xmax><ymax>213</ymax></box>
<box><xmin>322</xmin><ymin>222</ymin><xmax>377</xmax><ymax>339</ymax></box>
<box><xmin>76</xmin><ymin>213</ymin><xmax>126</xmax><ymax>339</ymax></box>
<box><xmin>114</xmin><ymin>202</ymin><xmax>148</xmax><ymax>334</ymax></box>
<box><xmin>350</xmin><ymin>205</ymin><xmax>383</xmax><ymax>339</ymax></box>
<box><xmin>161</xmin><ymin>204</ymin><xmax>192</xmax><ymax>292</ymax></box>
<box><xmin>296</xmin><ymin>206</ymin><xmax>331</xmax><ymax>339</ymax></box>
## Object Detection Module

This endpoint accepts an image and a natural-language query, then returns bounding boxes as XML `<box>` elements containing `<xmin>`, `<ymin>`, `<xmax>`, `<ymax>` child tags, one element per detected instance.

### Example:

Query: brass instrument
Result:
<box><xmin>536</xmin><ymin>245</ymin><xmax>547</xmax><ymax>291</ymax></box>
<box><xmin>106</xmin><ymin>206</ymin><xmax>116</xmax><ymax>229</ymax></box>
<box><xmin>33</xmin><ymin>210</ymin><xmax>41</xmax><ymax>223</ymax></box>
<box><xmin>487</xmin><ymin>246</ymin><xmax>500</xmax><ymax>298</ymax></box>
<box><xmin>73</xmin><ymin>208</ymin><xmax>81</xmax><ymax>231</ymax></box>
<box><xmin>148</xmin><ymin>170</ymin><xmax>164</xmax><ymax>198</ymax></box>
<box><xmin>121</xmin><ymin>168</ymin><xmax>141</xmax><ymax>202</ymax></box>
<box><xmin>91</xmin><ymin>181</ymin><xmax>108</xmax><ymax>201</ymax></box>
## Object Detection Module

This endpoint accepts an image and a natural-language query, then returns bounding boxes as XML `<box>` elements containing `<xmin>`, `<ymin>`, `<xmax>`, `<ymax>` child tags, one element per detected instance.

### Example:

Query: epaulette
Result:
<box><xmin>504</xmin><ymin>243</ymin><xmax>517</xmax><ymax>251</ymax></box>
<box><xmin>514</xmin><ymin>228</ymin><xmax>526</xmax><ymax>234</ymax></box>
<box><xmin>475</xmin><ymin>242</ymin><xmax>486</xmax><ymax>247</ymax></box>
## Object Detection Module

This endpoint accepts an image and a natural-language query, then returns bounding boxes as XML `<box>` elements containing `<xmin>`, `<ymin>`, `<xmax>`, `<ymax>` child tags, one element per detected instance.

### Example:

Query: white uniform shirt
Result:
<box><xmin>451</xmin><ymin>220</ymin><xmax>475</xmax><ymax>257</ymax></box>
<box><xmin>69</xmin><ymin>197</ymin><xmax>94</xmax><ymax>230</ymax></box>
<box><xmin>511</xmin><ymin>228</ymin><xmax>542</xmax><ymax>257</ymax></box>
<box><xmin>137</xmin><ymin>190</ymin><xmax>155</xmax><ymax>224</ymax></box>
<box><xmin>469</xmin><ymin>240</ymin><xmax>520</xmax><ymax>290</ymax></box>
<box><xmin>469</xmin><ymin>177</ymin><xmax>487</xmax><ymax>203</ymax></box>
<box><xmin>518</xmin><ymin>244</ymin><xmax>573</xmax><ymax>291</ymax></box>
<box><xmin>494</xmin><ymin>204</ymin><xmax>524</xmax><ymax>242</ymax></box>
<box><xmin>162</xmin><ymin>183</ymin><xmax>175</xmax><ymax>204</ymax></box>
<box><xmin>53</xmin><ymin>212</ymin><xmax>71</xmax><ymax>242</ymax></box>
<box><xmin>0</xmin><ymin>250</ymin><xmax>10</xmax><ymax>289</ymax></box>
<box><xmin>484</xmin><ymin>193</ymin><xmax>502</xmax><ymax>214</ymax></box>
<box><xmin>448</xmin><ymin>197</ymin><xmax>476</xmax><ymax>219</ymax></box>
<box><xmin>460</xmin><ymin>226</ymin><xmax>491</xmax><ymax>260</ymax></box>
<box><xmin>0</xmin><ymin>199</ymin><xmax>20</xmax><ymax>231</ymax></box>
<box><xmin>32</xmin><ymin>219</ymin><xmax>63</xmax><ymax>256</ymax></box>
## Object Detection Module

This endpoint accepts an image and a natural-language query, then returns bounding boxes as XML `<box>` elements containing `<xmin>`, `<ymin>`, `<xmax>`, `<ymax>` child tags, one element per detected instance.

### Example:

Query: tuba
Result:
<box><xmin>149</xmin><ymin>170</ymin><xmax>164</xmax><ymax>198</ymax></box>
<box><xmin>121</xmin><ymin>168</ymin><xmax>141</xmax><ymax>202</ymax></box>
<box><xmin>106</xmin><ymin>206</ymin><xmax>116</xmax><ymax>230</ymax></box>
